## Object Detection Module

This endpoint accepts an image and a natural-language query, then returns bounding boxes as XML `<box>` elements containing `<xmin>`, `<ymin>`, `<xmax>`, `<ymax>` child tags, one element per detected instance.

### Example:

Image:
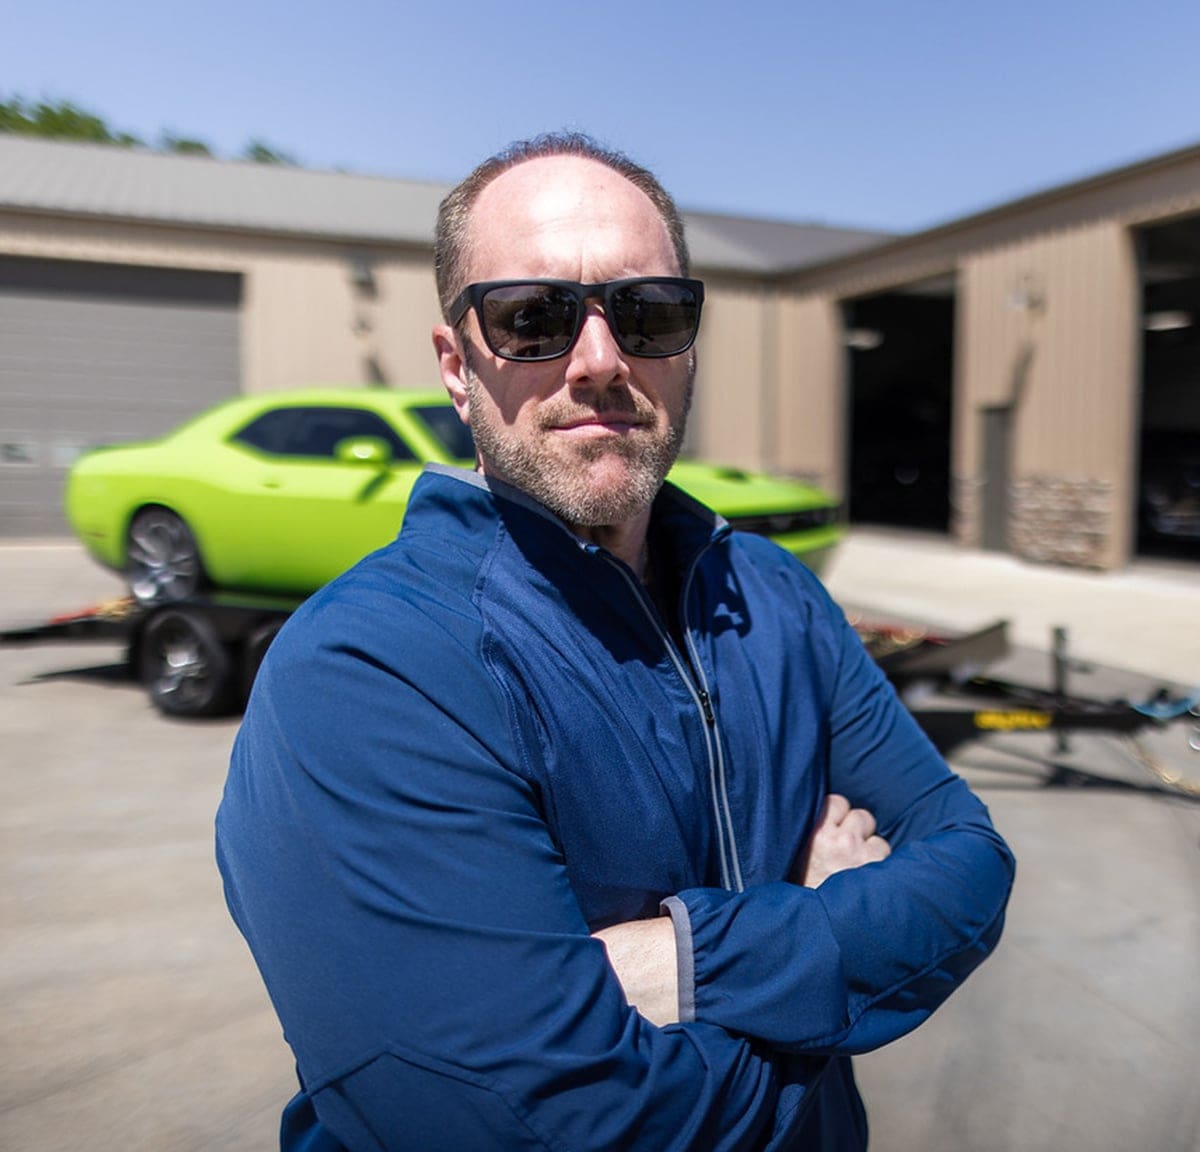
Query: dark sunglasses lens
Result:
<box><xmin>610</xmin><ymin>282</ymin><xmax>700</xmax><ymax>356</ymax></box>
<box><xmin>480</xmin><ymin>284</ymin><xmax>579</xmax><ymax>360</ymax></box>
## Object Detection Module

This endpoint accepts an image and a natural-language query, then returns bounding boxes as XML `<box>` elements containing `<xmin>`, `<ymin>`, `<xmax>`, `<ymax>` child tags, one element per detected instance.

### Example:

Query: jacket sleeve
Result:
<box><xmin>216</xmin><ymin>590</ymin><xmax>781</xmax><ymax>1152</ymax></box>
<box><xmin>667</xmin><ymin>587</ymin><xmax>1016</xmax><ymax>1056</ymax></box>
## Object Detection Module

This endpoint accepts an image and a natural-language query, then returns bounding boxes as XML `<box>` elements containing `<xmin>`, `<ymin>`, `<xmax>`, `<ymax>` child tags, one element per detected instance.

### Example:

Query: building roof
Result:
<box><xmin>0</xmin><ymin>134</ymin><xmax>444</xmax><ymax>247</ymax></box>
<box><xmin>683</xmin><ymin>210</ymin><xmax>892</xmax><ymax>275</ymax></box>
<box><xmin>0</xmin><ymin>134</ymin><xmax>891</xmax><ymax>274</ymax></box>
<box><xmin>783</xmin><ymin>139</ymin><xmax>1200</xmax><ymax>294</ymax></box>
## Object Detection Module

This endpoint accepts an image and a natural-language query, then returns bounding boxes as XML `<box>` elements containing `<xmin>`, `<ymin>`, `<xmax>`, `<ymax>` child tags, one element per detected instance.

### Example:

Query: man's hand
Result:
<box><xmin>593</xmin><ymin>917</ymin><xmax>679</xmax><ymax>1026</ymax></box>
<box><xmin>793</xmin><ymin>794</ymin><xmax>891</xmax><ymax>888</ymax></box>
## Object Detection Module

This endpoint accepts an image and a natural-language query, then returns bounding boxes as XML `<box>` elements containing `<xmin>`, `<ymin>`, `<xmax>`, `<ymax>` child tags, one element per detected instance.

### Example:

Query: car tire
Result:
<box><xmin>139</xmin><ymin>608</ymin><xmax>234</xmax><ymax>718</ymax></box>
<box><xmin>126</xmin><ymin>508</ymin><xmax>206</xmax><ymax>604</ymax></box>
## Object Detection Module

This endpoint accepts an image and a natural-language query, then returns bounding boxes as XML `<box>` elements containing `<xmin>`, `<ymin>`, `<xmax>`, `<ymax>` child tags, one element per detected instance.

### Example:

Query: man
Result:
<box><xmin>217</xmin><ymin>133</ymin><xmax>1014</xmax><ymax>1151</ymax></box>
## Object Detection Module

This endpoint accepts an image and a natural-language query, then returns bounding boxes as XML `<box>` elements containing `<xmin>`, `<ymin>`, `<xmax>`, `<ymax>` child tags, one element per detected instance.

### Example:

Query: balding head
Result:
<box><xmin>433</xmin><ymin>132</ymin><xmax>689</xmax><ymax>318</ymax></box>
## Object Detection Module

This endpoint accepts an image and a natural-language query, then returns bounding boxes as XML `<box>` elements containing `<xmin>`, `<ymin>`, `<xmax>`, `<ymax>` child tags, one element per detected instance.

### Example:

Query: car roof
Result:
<box><xmin>237</xmin><ymin>387</ymin><xmax>451</xmax><ymax>409</ymax></box>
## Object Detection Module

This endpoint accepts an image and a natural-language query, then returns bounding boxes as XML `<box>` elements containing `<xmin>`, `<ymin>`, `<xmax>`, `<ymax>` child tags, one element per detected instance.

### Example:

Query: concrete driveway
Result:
<box><xmin>1</xmin><ymin>545</ymin><xmax>295</xmax><ymax>1151</ymax></box>
<box><xmin>2</xmin><ymin>539</ymin><xmax>1198</xmax><ymax>1151</ymax></box>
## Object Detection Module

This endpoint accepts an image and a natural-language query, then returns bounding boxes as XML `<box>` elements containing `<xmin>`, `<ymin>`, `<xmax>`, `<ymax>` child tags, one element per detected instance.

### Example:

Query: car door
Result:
<box><xmin>214</xmin><ymin>405</ymin><xmax>424</xmax><ymax>592</ymax></box>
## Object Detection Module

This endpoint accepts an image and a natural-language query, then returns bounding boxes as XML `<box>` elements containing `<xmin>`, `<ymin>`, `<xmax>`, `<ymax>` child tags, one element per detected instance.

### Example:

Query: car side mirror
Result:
<box><xmin>334</xmin><ymin>436</ymin><xmax>394</xmax><ymax>466</ymax></box>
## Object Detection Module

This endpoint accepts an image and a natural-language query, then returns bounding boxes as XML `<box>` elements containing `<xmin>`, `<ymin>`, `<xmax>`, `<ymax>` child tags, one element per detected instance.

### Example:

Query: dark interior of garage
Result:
<box><xmin>1137</xmin><ymin>216</ymin><xmax>1200</xmax><ymax>560</ymax></box>
<box><xmin>843</xmin><ymin>287</ymin><xmax>955</xmax><ymax>533</ymax></box>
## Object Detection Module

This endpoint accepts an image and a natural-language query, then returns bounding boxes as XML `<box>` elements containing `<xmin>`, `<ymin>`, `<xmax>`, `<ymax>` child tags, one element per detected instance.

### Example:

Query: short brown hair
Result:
<box><xmin>433</xmin><ymin>132</ymin><xmax>690</xmax><ymax>318</ymax></box>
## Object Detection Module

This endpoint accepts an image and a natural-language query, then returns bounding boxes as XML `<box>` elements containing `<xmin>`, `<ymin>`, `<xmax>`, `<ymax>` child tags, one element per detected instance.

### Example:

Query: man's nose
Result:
<box><xmin>565</xmin><ymin>305</ymin><xmax>627</xmax><ymax>387</ymax></box>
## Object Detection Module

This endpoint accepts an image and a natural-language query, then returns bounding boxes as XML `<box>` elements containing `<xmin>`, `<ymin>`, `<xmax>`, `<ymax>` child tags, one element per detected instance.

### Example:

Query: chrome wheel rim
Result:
<box><xmin>127</xmin><ymin>512</ymin><xmax>200</xmax><ymax>602</ymax></box>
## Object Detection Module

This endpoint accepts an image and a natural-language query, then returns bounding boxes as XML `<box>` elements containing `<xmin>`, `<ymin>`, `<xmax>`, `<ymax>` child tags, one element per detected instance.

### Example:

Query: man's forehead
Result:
<box><xmin>465</xmin><ymin>155</ymin><xmax>673</xmax><ymax>271</ymax></box>
<box><xmin>475</xmin><ymin>154</ymin><xmax>644</xmax><ymax>214</ymax></box>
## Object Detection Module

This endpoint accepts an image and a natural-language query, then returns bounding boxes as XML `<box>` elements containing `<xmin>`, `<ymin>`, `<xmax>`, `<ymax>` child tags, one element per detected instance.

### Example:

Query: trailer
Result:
<box><xmin>855</xmin><ymin>616</ymin><xmax>1200</xmax><ymax>797</ymax></box>
<box><xmin>1</xmin><ymin>592</ymin><xmax>300</xmax><ymax>718</ymax></box>
<box><xmin>5</xmin><ymin>599</ymin><xmax>1199</xmax><ymax>794</ymax></box>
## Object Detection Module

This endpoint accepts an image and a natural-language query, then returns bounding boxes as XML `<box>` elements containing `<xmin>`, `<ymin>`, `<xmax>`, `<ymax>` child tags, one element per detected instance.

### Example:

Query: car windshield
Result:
<box><xmin>413</xmin><ymin>404</ymin><xmax>476</xmax><ymax>462</ymax></box>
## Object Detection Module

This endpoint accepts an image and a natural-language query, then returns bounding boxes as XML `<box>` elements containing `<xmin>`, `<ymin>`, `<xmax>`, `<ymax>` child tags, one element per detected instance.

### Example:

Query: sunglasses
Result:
<box><xmin>448</xmin><ymin>277</ymin><xmax>705</xmax><ymax>362</ymax></box>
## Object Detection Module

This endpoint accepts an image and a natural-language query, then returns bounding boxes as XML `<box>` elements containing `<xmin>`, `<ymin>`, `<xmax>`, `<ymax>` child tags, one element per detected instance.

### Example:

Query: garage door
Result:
<box><xmin>0</xmin><ymin>256</ymin><xmax>242</xmax><ymax>536</ymax></box>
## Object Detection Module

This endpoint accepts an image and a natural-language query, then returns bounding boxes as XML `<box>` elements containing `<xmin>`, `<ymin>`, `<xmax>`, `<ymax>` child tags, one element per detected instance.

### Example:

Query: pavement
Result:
<box><xmin>822</xmin><ymin>532</ymin><xmax>1200</xmax><ymax>1152</ymax></box>
<box><xmin>1</xmin><ymin>534</ymin><xmax>1198</xmax><ymax>1152</ymax></box>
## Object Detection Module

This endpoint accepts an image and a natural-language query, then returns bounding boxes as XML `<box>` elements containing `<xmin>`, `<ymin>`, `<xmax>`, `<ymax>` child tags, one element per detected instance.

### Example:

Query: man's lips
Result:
<box><xmin>551</xmin><ymin>413</ymin><xmax>651</xmax><ymax>433</ymax></box>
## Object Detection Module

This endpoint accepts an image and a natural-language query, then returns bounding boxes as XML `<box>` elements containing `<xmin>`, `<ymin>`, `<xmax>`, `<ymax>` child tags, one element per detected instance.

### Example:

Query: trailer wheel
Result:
<box><xmin>241</xmin><ymin>619</ymin><xmax>284</xmax><ymax>704</ymax></box>
<box><xmin>140</xmin><ymin>609</ymin><xmax>234</xmax><ymax>717</ymax></box>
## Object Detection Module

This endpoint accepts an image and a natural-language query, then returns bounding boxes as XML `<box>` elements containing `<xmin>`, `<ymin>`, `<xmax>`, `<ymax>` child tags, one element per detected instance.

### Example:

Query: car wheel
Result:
<box><xmin>127</xmin><ymin>508</ymin><xmax>205</xmax><ymax>603</ymax></box>
<box><xmin>139</xmin><ymin>609</ymin><xmax>234</xmax><ymax>718</ymax></box>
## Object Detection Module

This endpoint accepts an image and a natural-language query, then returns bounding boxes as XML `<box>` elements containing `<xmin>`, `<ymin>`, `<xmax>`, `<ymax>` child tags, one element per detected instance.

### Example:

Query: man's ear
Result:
<box><xmin>433</xmin><ymin>324</ymin><xmax>471</xmax><ymax>423</ymax></box>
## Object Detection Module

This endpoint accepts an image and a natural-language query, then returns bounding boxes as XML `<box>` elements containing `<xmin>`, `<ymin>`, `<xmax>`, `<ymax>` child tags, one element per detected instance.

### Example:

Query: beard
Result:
<box><xmin>462</xmin><ymin>358</ymin><xmax>694</xmax><ymax>528</ymax></box>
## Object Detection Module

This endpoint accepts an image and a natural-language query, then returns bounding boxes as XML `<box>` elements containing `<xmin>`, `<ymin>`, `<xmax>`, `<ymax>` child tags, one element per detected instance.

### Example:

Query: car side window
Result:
<box><xmin>232</xmin><ymin>407</ymin><xmax>418</xmax><ymax>462</ymax></box>
<box><xmin>412</xmin><ymin>404</ymin><xmax>476</xmax><ymax>462</ymax></box>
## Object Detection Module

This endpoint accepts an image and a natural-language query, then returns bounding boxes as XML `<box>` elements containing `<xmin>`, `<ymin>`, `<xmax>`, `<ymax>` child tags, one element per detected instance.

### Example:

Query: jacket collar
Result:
<box><xmin>418</xmin><ymin>462</ymin><xmax>728</xmax><ymax>565</ymax></box>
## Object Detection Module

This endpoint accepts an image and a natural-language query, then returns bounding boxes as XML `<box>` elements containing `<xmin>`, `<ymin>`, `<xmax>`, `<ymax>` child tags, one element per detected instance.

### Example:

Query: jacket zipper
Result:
<box><xmin>602</xmin><ymin>555</ymin><xmax>745</xmax><ymax>894</ymax></box>
<box><xmin>680</xmin><ymin>564</ymin><xmax>744</xmax><ymax>894</ymax></box>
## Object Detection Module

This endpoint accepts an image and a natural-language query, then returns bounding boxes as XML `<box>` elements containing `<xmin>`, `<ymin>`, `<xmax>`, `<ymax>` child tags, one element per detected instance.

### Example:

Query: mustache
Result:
<box><xmin>534</xmin><ymin>388</ymin><xmax>654</xmax><ymax>430</ymax></box>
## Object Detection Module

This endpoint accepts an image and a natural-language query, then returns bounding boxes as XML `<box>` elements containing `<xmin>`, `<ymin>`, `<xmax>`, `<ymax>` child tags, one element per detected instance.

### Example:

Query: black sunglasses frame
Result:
<box><xmin>447</xmin><ymin>277</ymin><xmax>705</xmax><ymax>362</ymax></box>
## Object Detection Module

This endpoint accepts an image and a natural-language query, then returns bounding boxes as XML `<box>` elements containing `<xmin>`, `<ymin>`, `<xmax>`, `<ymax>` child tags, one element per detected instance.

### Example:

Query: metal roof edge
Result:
<box><xmin>781</xmin><ymin>139</ymin><xmax>1200</xmax><ymax>288</ymax></box>
<box><xmin>0</xmin><ymin>201</ymin><xmax>438</xmax><ymax>253</ymax></box>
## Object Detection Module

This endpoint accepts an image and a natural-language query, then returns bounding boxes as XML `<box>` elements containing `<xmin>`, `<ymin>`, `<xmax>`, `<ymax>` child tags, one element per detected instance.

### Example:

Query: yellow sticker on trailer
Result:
<box><xmin>973</xmin><ymin>710</ymin><xmax>1054</xmax><ymax>731</ymax></box>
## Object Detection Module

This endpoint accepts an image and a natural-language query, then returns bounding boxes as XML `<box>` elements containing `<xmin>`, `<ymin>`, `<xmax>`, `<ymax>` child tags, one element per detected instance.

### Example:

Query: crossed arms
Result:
<box><xmin>597</xmin><ymin>794</ymin><xmax>891</xmax><ymax>1025</ymax></box>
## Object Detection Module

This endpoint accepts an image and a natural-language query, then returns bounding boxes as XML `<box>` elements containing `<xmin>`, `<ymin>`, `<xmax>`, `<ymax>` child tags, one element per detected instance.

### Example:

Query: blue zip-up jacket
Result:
<box><xmin>217</xmin><ymin>464</ymin><xmax>1014</xmax><ymax>1151</ymax></box>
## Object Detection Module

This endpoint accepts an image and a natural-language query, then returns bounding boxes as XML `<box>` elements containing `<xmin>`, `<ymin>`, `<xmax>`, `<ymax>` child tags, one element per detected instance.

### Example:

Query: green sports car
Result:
<box><xmin>65</xmin><ymin>388</ymin><xmax>843</xmax><ymax>602</ymax></box>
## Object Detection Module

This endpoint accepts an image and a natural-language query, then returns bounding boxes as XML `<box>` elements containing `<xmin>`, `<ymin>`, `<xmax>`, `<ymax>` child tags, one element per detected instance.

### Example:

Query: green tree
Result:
<box><xmin>241</xmin><ymin>139</ymin><xmax>297</xmax><ymax>165</ymax></box>
<box><xmin>0</xmin><ymin>94</ymin><xmax>141</xmax><ymax>146</ymax></box>
<box><xmin>160</xmin><ymin>132</ymin><xmax>213</xmax><ymax>156</ymax></box>
<box><xmin>1</xmin><ymin>93</ymin><xmax>300</xmax><ymax>168</ymax></box>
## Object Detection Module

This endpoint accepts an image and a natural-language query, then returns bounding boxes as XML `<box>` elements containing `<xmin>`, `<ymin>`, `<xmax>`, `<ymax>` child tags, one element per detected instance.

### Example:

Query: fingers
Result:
<box><xmin>819</xmin><ymin>794</ymin><xmax>877</xmax><ymax>840</ymax></box>
<box><xmin>795</xmin><ymin>795</ymin><xmax>892</xmax><ymax>888</ymax></box>
<box><xmin>842</xmin><ymin>804</ymin><xmax>877</xmax><ymax>842</ymax></box>
<box><xmin>864</xmin><ymin>834</ymin><xmax>892</xmax><ymax>863</ymax></box>
<box><xmin>815</xmin><ymin>793</ymin><xmax>850</xmax><ymax>828</ymax></box>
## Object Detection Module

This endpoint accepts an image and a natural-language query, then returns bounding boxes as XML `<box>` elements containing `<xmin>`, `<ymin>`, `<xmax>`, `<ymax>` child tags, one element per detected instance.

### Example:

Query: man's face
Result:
<box><xmin>435</xmin><ymin>156</ymin><xmax>694</xmax><ymax>529</ymax></box>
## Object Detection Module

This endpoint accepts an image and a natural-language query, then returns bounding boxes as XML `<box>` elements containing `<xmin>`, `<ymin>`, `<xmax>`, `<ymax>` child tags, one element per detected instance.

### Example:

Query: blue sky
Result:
<box><xmin>4</xmin><ymin>0</ymin><xmax>1199</xmax><ymax>233</ymax></box>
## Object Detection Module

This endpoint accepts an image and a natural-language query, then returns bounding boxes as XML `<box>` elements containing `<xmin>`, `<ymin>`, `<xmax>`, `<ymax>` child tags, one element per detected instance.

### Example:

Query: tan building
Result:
<box><xmin>2</xmin><ymin>135</ymin><xmax>1198</xmax><ymax>570</ymax></box>
<box><xmin>772</xmin><ymin>143</ymin><xmax>1200</xmax><ymax>570</ymax></box>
